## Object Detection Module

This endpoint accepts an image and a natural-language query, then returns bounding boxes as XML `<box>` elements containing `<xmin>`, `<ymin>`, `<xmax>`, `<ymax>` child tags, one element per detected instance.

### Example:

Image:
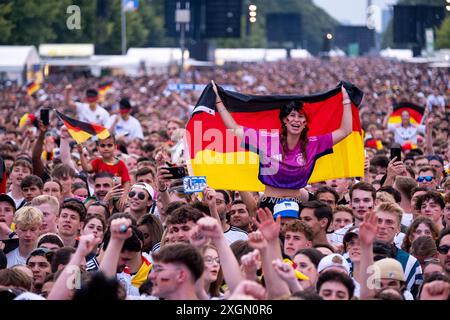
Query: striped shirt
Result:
<box><xmin>224</xmin><ymin>226</ymin><xmax>248</xmax><ymax>245</ymax></box>
<box><xmin>396</xmin><ymin>248</ymin><xmax>423</xmax><ymax>296</ymax></box>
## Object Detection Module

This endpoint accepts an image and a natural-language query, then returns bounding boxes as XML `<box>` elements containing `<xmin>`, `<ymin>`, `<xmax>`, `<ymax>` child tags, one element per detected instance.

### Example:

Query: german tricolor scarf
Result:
<box><xmin>388</xmin><ymin>102</ymin><xmax>425</xmax><ymax>124</ymax></box>
<box><xmin>56</xmin><ymin>111</ymin><xmax>110</xmax><ymax>144</ymax></box>
<box><xmin>186</xmin><ymin>81</ymin><xmax>364</xmax><ymax>191</ymax></box>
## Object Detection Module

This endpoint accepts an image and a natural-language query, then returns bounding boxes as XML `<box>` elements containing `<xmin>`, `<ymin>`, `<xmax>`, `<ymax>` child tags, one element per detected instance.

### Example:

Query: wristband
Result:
<box><xmin>343</xmin><ymin>99</ymin><xmax>351</xmax><ymax>104</ymax></box>
<box><xmin>159</xmin><ymin>187</ymin><xmax>168</xmax><ymax>193</ymax></box>
<box><xmin>216</xmin><ymin>100</ymin><xmax>223</xmax><ymax>105</ymax></box>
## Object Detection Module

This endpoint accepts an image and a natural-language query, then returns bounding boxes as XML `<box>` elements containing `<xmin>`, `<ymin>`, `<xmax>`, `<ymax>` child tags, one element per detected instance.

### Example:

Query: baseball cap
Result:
<box><xmin>0</xmin><ymin>193</ymin><xmax>16</xmax><ymax>210</ymax></box>
<box><xmin>373</xmin><ymin>258</ymin><xmax>404</xmax><ymax>282</ymax></box>
<box><xmin>132</xmin><ymin>182</ymin><xmax>155</xmax><ymax>200</ymax></box>
<box><xmin>343</xmin><ymin>227</ymin><xmax>359</xmax><ymax>251</ymax></box>
<box><xmin>273</xmin><ymin>200</ymin><xmax>299</xmax><ymax>219</ymax></box>
<box><xmin>317</xmin><ymin>253</ymin><xmax>351</xmax><ymax>275</ymax></box>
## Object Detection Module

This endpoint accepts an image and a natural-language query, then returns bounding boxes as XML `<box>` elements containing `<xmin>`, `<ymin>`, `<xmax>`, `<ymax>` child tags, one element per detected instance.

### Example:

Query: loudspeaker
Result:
<box><xmin>393</xmin><ymin>5</ymin><xmax>445</xmax><ymax>44</ymax></box>
<box><xmin>205</xmin><ymin>0</ymin><xmax>241</xmax><ymax>38</ymax></box>
<box><xmin>266</xmin><ymin>13</ymin><xmax>302</xmax><ymax>43</ymax></box>
<box><xmin>334</xmin><ymin>26</ymin><xmax>375</xmax><ymax>55</ymax></box>
<box><xmin>393</xmin><ymin>5</ymin><xmax>418</xmax><ymax>43</ymax></box>
<box><xmin>164</xmin><ymin>0</ymin><xmax>241</xmax><ymax>39</ymax></box>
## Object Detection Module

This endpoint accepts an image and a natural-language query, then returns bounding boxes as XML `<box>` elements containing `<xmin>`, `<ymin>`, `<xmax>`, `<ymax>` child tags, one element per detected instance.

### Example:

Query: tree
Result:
<box><xmin>0</xmin><ymin>2</ymin><xmax>13</xmax><ymax>43</ymax></box>
<box><xmin>4</xmin><ymin>0</ymin><xmax>61</xmax><ymax>45</ymax></box>
<box><xmin>436</xmin><ymin>16</ymin><xmax>450</xmax><ymax>49</ymax></box>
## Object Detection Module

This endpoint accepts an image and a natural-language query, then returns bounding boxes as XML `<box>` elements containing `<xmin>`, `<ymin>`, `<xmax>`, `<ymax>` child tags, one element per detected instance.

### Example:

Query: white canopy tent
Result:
<box><xmin>215</xmin><ymin>48</ymin><xmax>311</xmax><ymax>64</ymax></box>
<box><xmin>0</xmin><ymin>46</ymin><xmax>40</xmax><ymax>84</ymax></box>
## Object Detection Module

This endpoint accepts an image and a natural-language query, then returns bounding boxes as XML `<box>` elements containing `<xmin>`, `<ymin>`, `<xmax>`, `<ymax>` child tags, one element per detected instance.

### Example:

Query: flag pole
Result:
<box><xmin>121</xmin><ymin>0</ymin><xmax>127</xmax><ymax>55</ymax></box>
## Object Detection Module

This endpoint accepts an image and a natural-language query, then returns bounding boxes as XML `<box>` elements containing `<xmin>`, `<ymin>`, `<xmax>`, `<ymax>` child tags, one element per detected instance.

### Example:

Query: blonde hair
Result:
<box><xmin>30</xmin><ymin>195</ymin><xmax>60</xmax><ymax>215</ymax></box>
<box><xmin>375</xmin><ymin>202</ymin><xmax>403</xmax><ymax>226</ymax></box>
<box><xmin>375</xmin><ymin>191</ymin><xmax>396</xmax><ymax>205</ymax></box>
<box><xmin>13</xmin><ymin>206</ymin><xmax>43</xmax><ymax>229</ymax></box>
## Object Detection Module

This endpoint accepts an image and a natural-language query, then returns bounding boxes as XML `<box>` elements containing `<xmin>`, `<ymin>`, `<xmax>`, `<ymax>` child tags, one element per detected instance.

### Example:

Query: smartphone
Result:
<box><xmin>164</xmin><ymin>166</ymin><xmax>187</xmax><ymax>179</ymax></box>
<box><xmin>390</xmin><ymin>145</ymin><xmax>402</xmax><ymax>162</ymax></box>
<box><xmin>183</xmin><ymin>176</ymin><xmax>207</xmax><ymax>194</ymax></box>
<box><xmin>112</xmin><ymin>176</ymin><xmax>122</xmax><ymax>186</ymax></box>
<box><xmin>40</xmin><ymin>108</ymin><xmax>50</xmax><ymax>126</ymax></box>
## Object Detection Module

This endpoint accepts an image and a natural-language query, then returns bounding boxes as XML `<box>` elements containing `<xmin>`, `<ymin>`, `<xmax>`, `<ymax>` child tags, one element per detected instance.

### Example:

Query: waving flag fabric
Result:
<box><xmin>185</xmin><ymin>82</ymin><xmax>364</xmax><ymax>191</ymax></box>
<box><xmin>388</xmin><ymin>102</ymin><xmax>425</xmax><ymax>125</ymax></box>
<box><xmin>56</xmin><ymin>111</ymin><xmax>110</xmax><ymax>144</ymax></box>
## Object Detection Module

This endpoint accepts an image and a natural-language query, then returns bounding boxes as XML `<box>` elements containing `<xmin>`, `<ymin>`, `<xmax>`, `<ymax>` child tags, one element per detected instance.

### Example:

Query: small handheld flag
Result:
<box><xmin>55</xmin><ymin>110</ymin><xmax>110</xmax><ymax>144</ymax></box>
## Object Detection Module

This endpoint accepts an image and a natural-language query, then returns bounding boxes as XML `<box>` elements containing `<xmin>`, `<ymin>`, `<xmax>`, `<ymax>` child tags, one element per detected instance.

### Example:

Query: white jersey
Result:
<box><xmin>388</xmin><ymin>123</ymin><xmax>425</xmax><ymax>145</ymax></box>
<box><xmin>75</xmin><ymin>102</ymin><xmax>110</xmax><ymax>126</ymax></box>
<box><xmin>105</xmin><ymin>114</ymin><xmax>144</xmax><ymax>140</ymax></box>
<box><xmin>6</xmin><ymin>247</ymin><xmax>27</xmax><ymax>268</ymax></box>
<box><xmin>224</xmin><ymin>226</ymin><xmax>248</xmax><ymax>245</ymax></box>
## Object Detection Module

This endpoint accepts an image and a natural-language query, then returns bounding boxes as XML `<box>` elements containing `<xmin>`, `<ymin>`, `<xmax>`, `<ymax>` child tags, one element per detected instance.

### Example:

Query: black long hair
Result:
<box><xmin>279</xmin><ymin>101</ymin><xmax>308</xmax><ymax>160</ymax></box>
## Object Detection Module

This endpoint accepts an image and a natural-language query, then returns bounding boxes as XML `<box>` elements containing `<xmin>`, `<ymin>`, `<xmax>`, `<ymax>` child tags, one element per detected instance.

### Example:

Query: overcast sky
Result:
<box><xmin>313</xmin><ymin>0</ymin><xmax>398</xmax><ymax>31</ymax></box>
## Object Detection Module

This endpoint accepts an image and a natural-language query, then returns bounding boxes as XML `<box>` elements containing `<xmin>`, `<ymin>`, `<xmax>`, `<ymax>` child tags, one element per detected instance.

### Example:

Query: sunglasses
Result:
<box><xmin>437</xmin><ymin>245</ymin><xmax>450</xmax><ymax>255</ymax></box>
<box><xmin>99</xmin><ymin>143</ymin><xmax>114</xmax><ymax>148</ymax></box>
<box><xmin>128</xmin><ymin>191</ymin><xmax>146</xmax><ymax>200</ymax></box>
<box><xmin>417</xmin><ymin>176</ymin><xmax>433</xmax><ymax>182</ymax></box>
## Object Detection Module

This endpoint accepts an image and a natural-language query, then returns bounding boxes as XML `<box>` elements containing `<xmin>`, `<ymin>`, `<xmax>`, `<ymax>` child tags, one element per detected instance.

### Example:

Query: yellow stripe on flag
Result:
<box><xmin>388</xmin><ymin>116</ymin><xmax>418</xmax><ymax>125</ymax></box>
<box><xmin>67</xmin><ymin>129</ymin><xmax>94</xmax><ymax>144</ymax></box>
<box><xmin>190</xmin><ymin>150</ymin><xmax>265</xmax><ymax>191</ymax></box>
<box><xmin>309</xmin><ymin>131</ymin><xmax>364</xmax><ymax>183</ymax></box>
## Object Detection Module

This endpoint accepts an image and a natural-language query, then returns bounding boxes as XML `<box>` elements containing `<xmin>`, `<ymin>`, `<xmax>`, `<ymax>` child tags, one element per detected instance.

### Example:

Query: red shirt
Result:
<box><xmin>90</xmin><ymin>158</ymin><xmax>130</xmax><ymax>183</ymax></box>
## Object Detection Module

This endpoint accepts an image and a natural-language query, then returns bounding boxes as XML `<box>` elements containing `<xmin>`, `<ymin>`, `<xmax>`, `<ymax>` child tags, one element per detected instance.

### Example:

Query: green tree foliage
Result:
<box><xmin>436</xmin><ymin>16</ymin><xmax>450</xmax><ymax>49</ymax></box>
<box><xmin>0</xmin><ymin>0</ymin><xmax>337</xmax><ymax>54</ymax></box>
<box><xmin>0</xmin><ymin>2</ymin><xmax>14</xmax><ymax>43</ymax></box>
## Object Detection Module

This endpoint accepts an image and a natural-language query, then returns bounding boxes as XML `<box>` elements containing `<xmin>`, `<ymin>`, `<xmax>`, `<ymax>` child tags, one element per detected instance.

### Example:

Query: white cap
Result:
<box><xmin>273</xmin><ymin>200</ymin><xmax>300</xmax><ymax>219</ymax></box>
<box><xmin>317</xmin><ymin>253</ymin><xmax>351</xmax><ymax>275</ymax></box>
<box><xmin>131</xmin><ymin>182</ymin><xmax>155</xmax><ymax>200</ymax></box>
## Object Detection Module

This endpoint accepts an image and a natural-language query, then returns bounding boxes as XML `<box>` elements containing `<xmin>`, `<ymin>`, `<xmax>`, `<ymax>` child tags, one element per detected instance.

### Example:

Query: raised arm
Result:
<box><xmin>78</xmin><ymin>144</ymin><xmax>93</xmax><ymax>173</ymax></box>
<box><xmin>424</xmin><ymin>117</ymin><xmax>434</xmax><ymax>155</ymax></box>
<box><xmin>48</xmin><ymin>234</ymin><xmax>101</xmax><ymax>300</ymax></box>
<box><xmin>238</xmin><ymin>191</ymin><xmax>258</xmax><ymax>219</ymax></box>
<box><xmin>359</xmin><ymin>210</ymin><xmax>378</xmax><ymax>300</ymax></box>
<box><xmin>211</xmin><ymin>80</ymin><xmax>244</xmax><ymax>139</ymax></box>
<box><xmin>332</xmin><ymin>86</ymin><xmax>353</xmax><ymax>145</ymax></box>
<box><xmin>99</xmin><ymin>218</ymin><xmax>132</xmax><ymax>278</ymax></box>
<box><xmin>197</xmin><ymin>216</ymin><xmax>244</xmax><ymax>294</ymax></box>
<box><xmin>64</xmin><ymin>84</ymin><xmax>77</xmax><ymax>112</ymax></box>
<box><xmin>60</xmin><ymin>126</ymin><xmax>77</xmax><ymax>171</ymax></box>
<box><xmin>31</xmin><ymin>121</ymin><xmax>47</xmax><ymax>178</ymax></box>
<box><xmin>251</xmin><ymin>208</ymin><xmax>291</xmax><ymax>299</ymax></box>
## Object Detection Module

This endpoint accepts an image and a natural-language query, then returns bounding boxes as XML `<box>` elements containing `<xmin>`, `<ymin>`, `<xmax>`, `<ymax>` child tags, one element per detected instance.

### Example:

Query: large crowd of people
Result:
<box><xmin>0</xmin><ymin>56</ymin><xmax>449</xmax><ymax>301</ymax></box>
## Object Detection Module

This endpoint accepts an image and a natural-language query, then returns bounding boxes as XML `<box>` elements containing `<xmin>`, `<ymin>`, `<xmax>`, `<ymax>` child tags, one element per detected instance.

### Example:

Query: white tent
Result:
<box><xmin>0</xmin><ymin>46</ymin><xmax>40</xmax><ymax>84</ymax></box>
<box><xmin>215</xmin><ymin>48</ymin><xmax>311</xmax><ymax>63</ymax></box>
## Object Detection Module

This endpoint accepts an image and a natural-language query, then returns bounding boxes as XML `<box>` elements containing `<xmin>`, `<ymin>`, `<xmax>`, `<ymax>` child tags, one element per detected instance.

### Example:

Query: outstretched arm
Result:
<box><xmin>211</xmin><ymin>81</ymin><xmax>244</xmax><ymax>139</ymax></box>
<box><xmin>332</xmin><ymin>86</ymin><xmax>353</xmax><ymax>145</ymax></box>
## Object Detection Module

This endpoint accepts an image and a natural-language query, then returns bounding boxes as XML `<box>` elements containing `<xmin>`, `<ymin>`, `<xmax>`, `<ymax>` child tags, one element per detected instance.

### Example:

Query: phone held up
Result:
<box><xmin>390</xmin><ymin>144</ymin><xmax>402</xmax><ymax>162</ymax></box>
<box><xmin>164</xmin><ymin>162</ymin><xmax>187</xmax><ymax>179</ymax></box>
<box><xmin>40</xmin><ymin>108</ymin><xmax>50</xmax><ymax>126</ymax></box>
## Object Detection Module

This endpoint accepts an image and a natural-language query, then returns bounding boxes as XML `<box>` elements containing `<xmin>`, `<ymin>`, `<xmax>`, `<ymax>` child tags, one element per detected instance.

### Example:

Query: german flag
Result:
<box><xmin>98</xmin><ymin>81</ymin><xmax>113</xmax><ymax>101</ymax></box>
<box><xmin>27</xmin><ymin>81</ymin><xmax>40</xmax><ymax>96</ymax></box>
<box><xmin>56</xmin><ymin>111</ymin><xmax>110</xmax><ymax>144</ymax></box>
<box><xmin>388</xmin><ymin>102</ymin><xmax>425</xmax><ymax>125</ymax></box>
<box><xmin>185</xmin><ymin>82</ymin><xmax>364</xmax><ymax>191</ymax></box>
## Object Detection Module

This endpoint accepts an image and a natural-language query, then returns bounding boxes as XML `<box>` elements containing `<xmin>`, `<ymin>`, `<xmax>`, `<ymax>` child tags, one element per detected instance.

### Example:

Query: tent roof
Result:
<box><xmin>0</xmin><ymin>46</ymin><xmax>40</xmax><ymax>70</ymax></box>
